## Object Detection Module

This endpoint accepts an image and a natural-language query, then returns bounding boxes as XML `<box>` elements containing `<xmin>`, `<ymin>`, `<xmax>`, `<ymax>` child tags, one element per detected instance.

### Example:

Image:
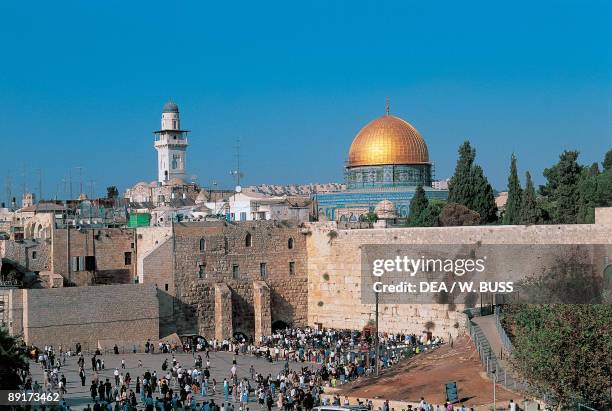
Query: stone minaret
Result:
<box><xmin>154</xmin><ymin>101</ymin><xmax>189</xmax><ymax>183</ymax></box>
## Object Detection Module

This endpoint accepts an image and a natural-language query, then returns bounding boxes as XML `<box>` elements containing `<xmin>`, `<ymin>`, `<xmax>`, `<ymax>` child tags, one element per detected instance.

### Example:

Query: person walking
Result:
<box><xmin>80</xmin><ymin>367</ymin><xmax>86</xmax><ymax>386</ymax></box>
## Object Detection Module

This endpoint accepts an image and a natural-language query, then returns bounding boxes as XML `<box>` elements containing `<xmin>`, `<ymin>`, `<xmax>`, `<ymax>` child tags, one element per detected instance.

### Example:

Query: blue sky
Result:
<box><xmin>0</xmin><ymin>0</ymin><xmax>610</xmax><ymax>201</ymax></box>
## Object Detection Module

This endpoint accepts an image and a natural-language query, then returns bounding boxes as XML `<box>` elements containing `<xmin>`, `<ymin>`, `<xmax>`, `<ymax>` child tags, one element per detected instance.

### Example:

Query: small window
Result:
<box><xmin>199</xmin><ymin>238</ymin><xmax>206</xmax><ymax>252</ymax></box>
<box><xmin>232</xmin><ymin>264</ymin><xmax>240</xmax><ymax>279</ymax></box>
<box><xmin>124</xmin><ymin>252</ymin><xmax>132</xmax><ymax>265</ymax></box>
<box><xmin>260</xmin><ymin>262</ymin><xmax>267</xmax><ymax>279</ymax></box>
<box><xmin>32</xmin><ymin>251</ymin><xmax>37</xmax><ymax>260</ymax></box>
<box><xmin>71</xmin><ymin>256</ymin><xmax>84</xmax><ymax>272</ymax></box>
<box><xmin>164</xmin><ymin>284</ymin><xmax>169</xmax><ymax>291</ymax></box>
<box><xmin>198</xmin><ymin>263</ymin><xmax>206</xmax><ymax>279</ymax></box>
<box><xmin>289</xmin><ymin>261</ymin><xmax>295</xmax><ymax>275</ymax></box>
<box><xmin>245</xmin><ymin>233</ymin><xmax>252</xmax><ymax>247</ymax></box>
<box><xmin>288</xmin><ymin>237</ymin><xmax>294</xmax><ymax>249</ymax></box>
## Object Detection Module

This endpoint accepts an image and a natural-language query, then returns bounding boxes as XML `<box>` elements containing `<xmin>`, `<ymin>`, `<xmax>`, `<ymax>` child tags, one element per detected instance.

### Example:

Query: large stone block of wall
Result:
<box><xmin>214</xmin><ymin>283</ymin><xmax>233</xmax><ymax>340</ymax></box>
<box><xmin>22</xmin><ymin>284</ymin><xmax>159</xmax><ymax>349</ymax></box>
<box><xmin>253</xmin><ymin>280</ymin><xmax>271</xmax><ymax>343</ymax></box>
<box><xmin>305</xmin><ymin>220</ymin><xmax>612</xmax><ymax>338</ymax></box>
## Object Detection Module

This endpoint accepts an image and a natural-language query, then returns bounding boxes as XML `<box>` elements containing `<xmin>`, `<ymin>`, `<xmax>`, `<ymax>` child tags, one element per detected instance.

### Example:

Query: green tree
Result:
<box><xmin>408</xmin><ymin>185</ymin><xmax>428</xmax><ymax>224</ymax></box>
<box><xmin>505</xmin><ymin>305</ymin><xmax>612</xmax><ymax>409</ymax></box>
<box><xmin>448</xmin><ymin>141</ymin><xmax>497</xmax><ymax>224</ymax></box>
<box><xmin>106</xmin><ymin>185</ymin><xmax>119</xmax><ymax>199</ymax></box>
<box><xmin>576</xmin><ymin>151</ymin><xmax>612</xmax><ymax>223</ymax></box>
<box><xmin>603</xmin><ymin>149</ymin><xmax>612</xmax><ymax>171</ymax></box>
<box><xmin>503</xmin><ymin>154</ymin><xmax>522</xmax><ymax>224</ymax></box>
<box><xmin>0</xmin><ymin>327</ymin><xmax>29</xmax><ymax>389</ymax></box>
<box><xmin>361</xmin><ymin>211</ymin><xmax>378</xmax><ymax>222</ymax></box>
<box><xmin>519</xmin><ymin>171</ymin><xmax>541</xmax><ymax>224</ymax></box>
<box><xmin>540</xmin><ymin>151</ymin><xmax>583</xmax><ymax>223</ymax></box>
<box><xmin>448</xmin><ymin>141</ymin><xmax>476</xmax><ymax>205</ymax></box>
<box><xmin>407</xmin><ymin>200</ymin><xmax>445</xmax><ymax>227</ymax></box>
<box><xmin>577</xmin><ymin>164</ymin><xmax>600</xmax><ymax>223</ymax></box>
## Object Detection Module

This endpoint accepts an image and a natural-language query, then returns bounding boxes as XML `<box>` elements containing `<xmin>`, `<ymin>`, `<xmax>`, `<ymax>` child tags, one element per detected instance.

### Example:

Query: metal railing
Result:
<box><xmin>494</xmin><ymin>306</ymin><xmax>514</xmax><ymax>353</ymax></box>
<box><xmin>465</xmin><ymin>316</ymin><xmax>528</xmax><ymax>393</ymax></box>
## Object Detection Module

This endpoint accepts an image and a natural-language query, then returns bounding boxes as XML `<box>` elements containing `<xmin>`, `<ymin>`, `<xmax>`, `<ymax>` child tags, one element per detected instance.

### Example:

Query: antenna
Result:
<box><xmin>22</xmin><ymin>163</ymin><xmax>27</xmax><ymax>198</ymax></box>
<box><xmin>37</xmin><ymin>168</ymin><xmax>42</xmax><ymax>202</ymax></box>
<box><xmin>76</xmin><ymin>166</ymin><xmax>83</xmax><ymax>195</ymax></box>
<box><xmin>68</xmin><ymin>169</ymin><xmax>73</xmax><ymax>200</ymax></box>
<box><xmin>229</xmin><ymin>138</ymin><xmax>244</xmax><ymax>190</ymax></box>
<box><xmin>89</xmin><ymin>179</ymin><xmax>95</xmax><ymax>199</ymax></box>
<box><xmin>5</xmin><ymin>171</ymin><xmax>12</xmax><ymax>208</ymax></box>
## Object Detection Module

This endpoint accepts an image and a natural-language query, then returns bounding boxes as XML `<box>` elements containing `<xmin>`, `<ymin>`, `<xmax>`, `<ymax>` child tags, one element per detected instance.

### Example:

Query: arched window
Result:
<box><xmin>288</xmin><ymin>237</ymin><xmax>294</xmax><ymax>249</ymax></box>
<box><xmin>199</xmin><ymin>238</ymin><xmax>206</xmax><ymax>252</ymax></box>
<box><xmin>245</xmin><ymin>233</ymin><xmax>252</xmax><ymax>247</ymax></box>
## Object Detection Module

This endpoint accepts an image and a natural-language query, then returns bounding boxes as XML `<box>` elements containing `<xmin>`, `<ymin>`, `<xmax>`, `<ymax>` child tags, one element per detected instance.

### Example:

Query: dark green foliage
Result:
<box><xmin>504</xmin><ymin>305</ymin><xmax>612</xmax><ymax>409</ymax></box>
<box><xmin>106</xmin><ymin>185</ymin><xmax>119</xmax><ymax>199</ymax></box>
<box><xmin>577</xmin><ymin>150</ymin><xmax>612</xmax><ymax>223</ymax></box>
<box><xmin>408</xmin><ymin>185</ymin><xmax>428</xmax><ymax>222</ymax></box>
<box><xmin>0</xmin><ymin>327</ymin><xmax>29</xmax><ymax>389</ymax></box>
<box><xmin>603</xmin><ymin>149</ymin><xmax>612</xmax><ymax>171</ymax></box>
<box><xmin>361</xmin><ymin>211</ymin><xmax>378</xmax><ymax>222</ymax></box>
<box><xmin>503</xmin><ymin>154</ymin><xmax>522</xmax><ymax>224</ymax></box>
<box><xmin>540</xmin><ymin>151</ymin><xmax>583</xmax><ymax>224</ymax></box>
<box><xmin>519</xmin><ymin>171</ymin><xmax>541</xmax><ymax>224</ymax></box>
<box><xmin>407</xmin><ymin>200</ymin><xmax>445</xmax><ymax>227</ymax></box>
<box><xmin>448</xmin><ymin>141</ymin><xmax>498</xmax><ymax>224</ymax></box>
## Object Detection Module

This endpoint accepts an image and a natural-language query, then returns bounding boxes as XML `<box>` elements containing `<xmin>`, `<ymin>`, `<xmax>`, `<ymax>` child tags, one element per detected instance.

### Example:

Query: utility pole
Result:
<box><xmin>37</xmin><ymin>169</ymin><xmax>42</xmax><ymax>202</ymax></box>
<box><xmin>69</xmin><ymin>169</ymin><xmax>73</xmax><ymax>200</ymax></box>
<box><xmin>229</xmin><ymin>138</ymin><xmax>244</xmax><ymax>188</ymax></box>
<box><xmin>76</xmin><ymin>166</ymin><xmax>83</xmax><ymax>195</ymax></box>
<box><xmin>492</xmin><ymin>369</ymin><xmax>496</xmax><ymax>411</ymax></box>
<box><xmin>375</xmin><ymin>291</ymin><xmax>380</xmax><ymax>377</ymax></box>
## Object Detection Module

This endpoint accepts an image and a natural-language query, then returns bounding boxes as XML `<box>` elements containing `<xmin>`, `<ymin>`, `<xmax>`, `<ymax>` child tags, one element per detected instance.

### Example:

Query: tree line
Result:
<box><xmin>406</xmin><ymin>142</ymin><xmax>612</xmax><ymax>227</ymax></box>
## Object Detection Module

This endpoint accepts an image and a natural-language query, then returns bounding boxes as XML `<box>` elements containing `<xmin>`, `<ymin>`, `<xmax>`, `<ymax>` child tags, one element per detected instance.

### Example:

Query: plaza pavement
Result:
<box><xmin>28</xmin><ymin>350</ymin><xmax>311</xmax><ymax>410</ymax></box>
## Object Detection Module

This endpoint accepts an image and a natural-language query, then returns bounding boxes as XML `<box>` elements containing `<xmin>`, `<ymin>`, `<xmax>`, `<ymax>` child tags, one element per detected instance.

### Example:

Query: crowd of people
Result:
<box><xmin>21</xmin><ymin>327</ymin><xmax>454</xmax><ymax>411</ymax></box>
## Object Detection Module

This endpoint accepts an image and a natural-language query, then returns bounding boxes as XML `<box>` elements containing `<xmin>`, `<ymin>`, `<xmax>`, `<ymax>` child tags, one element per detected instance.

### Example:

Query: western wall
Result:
<box><xmin>305</xmin><ymin>211</ymin><xmax>612</xmax><ymax>338</ymax></box>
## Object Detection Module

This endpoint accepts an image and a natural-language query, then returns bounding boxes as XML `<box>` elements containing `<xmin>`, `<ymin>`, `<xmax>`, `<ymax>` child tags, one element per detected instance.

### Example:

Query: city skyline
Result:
<box><xmin>1</xmin><ymin>1</ymin><xmax>610</xmax><ymax>201</ymax></box>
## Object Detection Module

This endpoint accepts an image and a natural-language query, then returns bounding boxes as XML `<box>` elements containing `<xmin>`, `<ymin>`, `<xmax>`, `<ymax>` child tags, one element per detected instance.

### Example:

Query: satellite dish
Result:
<box><xmin>235</xmin><ymin>185</ymin><xmax>242</xmax><ymax>193</ymax></box>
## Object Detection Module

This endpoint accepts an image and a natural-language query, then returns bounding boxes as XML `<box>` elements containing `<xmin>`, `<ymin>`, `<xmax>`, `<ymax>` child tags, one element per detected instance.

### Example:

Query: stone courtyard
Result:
<box><xmin>28</xmin><ymin>350</ymin><xmax>306</xmax><ymax>410</ymax></box>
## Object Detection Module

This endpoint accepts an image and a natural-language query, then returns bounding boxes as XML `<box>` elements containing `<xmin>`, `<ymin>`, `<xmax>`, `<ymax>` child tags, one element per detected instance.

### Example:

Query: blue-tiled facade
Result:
<box><xmin>346</xmin><ymin>164</ymin><xmax>432</xmax><ymax>189</ymax></box>
<box><xmin>315</xmin><ymin>186</ymin><xmax>448</xmax><ymax>221</ymax></box>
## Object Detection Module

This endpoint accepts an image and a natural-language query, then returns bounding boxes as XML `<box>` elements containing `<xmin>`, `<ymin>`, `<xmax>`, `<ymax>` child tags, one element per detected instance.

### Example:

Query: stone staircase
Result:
<box><xmin>467</xmin><ymin>313</ymin><xmax>524</xmax><ymax>391</ymax></box>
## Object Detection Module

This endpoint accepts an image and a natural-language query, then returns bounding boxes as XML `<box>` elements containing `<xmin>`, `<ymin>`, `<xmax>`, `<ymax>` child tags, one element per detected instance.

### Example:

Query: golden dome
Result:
<box><xmin>348</xmin><ymin>114</ymin><xmax>429</xmax><ymax>167</ymax></box>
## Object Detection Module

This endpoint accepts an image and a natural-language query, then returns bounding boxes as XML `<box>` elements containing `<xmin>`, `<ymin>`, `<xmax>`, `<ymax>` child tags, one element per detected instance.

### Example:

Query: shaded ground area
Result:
<box><xmin>336</xmin><ymin>336</ymin><xmax>519</xmax><ymax>407</ymax></box>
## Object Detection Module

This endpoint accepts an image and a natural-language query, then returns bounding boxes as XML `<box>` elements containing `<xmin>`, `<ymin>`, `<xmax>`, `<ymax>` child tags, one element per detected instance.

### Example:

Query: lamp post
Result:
<box><xmin>375</xmin><ymin>291</ymin><xmax>379</xmax><ymax>377</ymax></box>
<box><xmin>492</xmin><ymin>369</ymin><xmax>496</xmax><ymax>411</ymax></box>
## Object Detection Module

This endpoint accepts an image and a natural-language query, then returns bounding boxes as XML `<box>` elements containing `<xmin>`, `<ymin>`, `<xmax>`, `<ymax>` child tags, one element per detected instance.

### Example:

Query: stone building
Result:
<box><xmin>138</xmin><ymin>221</ymin><xmax>308</xmax><ymax>340</ymax></box>
<box><xmin>50</xmin><ymin>227</ymin><xmax>136</xmax><ymax>286</ymax></box>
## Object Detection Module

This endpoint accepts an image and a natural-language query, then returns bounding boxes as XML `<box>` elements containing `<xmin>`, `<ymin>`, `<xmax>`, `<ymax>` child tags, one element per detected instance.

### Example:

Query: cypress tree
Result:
<box><xmin>448</xmin><ymin>141</ymin><xmax>498</xmax><ymax>224</ymax></box>
<box><xmin>471</xmin><ymin>165</ymin><xmax>498</xmax><ymax>223</ymax></box>
<box><xmin>448</xmin><ymin>141</ymin><xmax>476</xmax><ymax>205</ymax></box>
<box><xmin>503</xmin><ymin>154</ymin><xmax>522</xmax><ymax>224</ymax></box>
<box><xmin>541</xmin><ymin>151</ymin><xmax>583</xmax><ymax>224</ymax></box>
<box><xmin>408</xmin><ymin>185</ymin><xmax>429</xmax><ymax>223</ymax></box>
<box><xmin>520</xmin><ymin>171</ymin><xmax>541</xmax><ymax>224</ymax></box>
<box><xmin>603</xmin><ymin>149</ymin><xmax>612</xmax><ymax>171</ymax></box>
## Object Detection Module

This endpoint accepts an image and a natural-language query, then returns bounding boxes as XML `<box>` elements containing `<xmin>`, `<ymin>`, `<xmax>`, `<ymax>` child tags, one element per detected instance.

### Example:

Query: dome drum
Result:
<box><xmin>346</xmin><ymin>164</ymin><xmax>432</xmax><ymax>189</ymax></box>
